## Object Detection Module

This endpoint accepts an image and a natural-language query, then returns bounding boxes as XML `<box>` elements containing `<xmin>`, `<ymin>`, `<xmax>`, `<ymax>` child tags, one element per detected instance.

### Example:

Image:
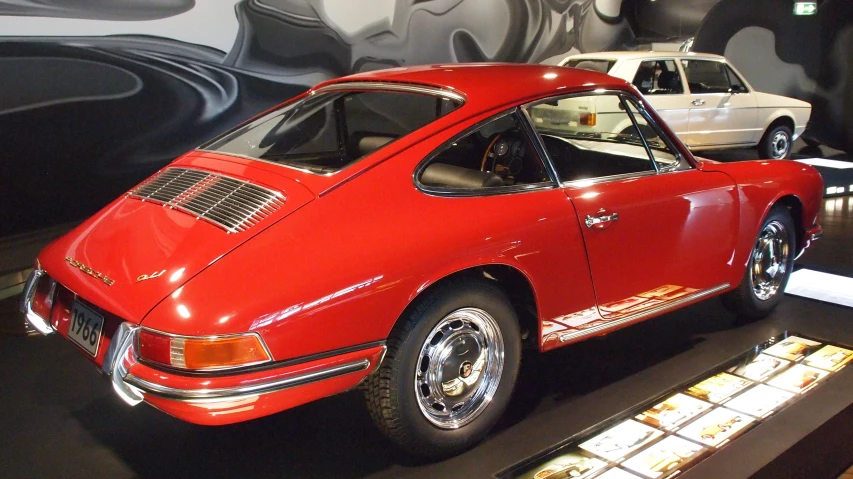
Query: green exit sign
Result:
<box><xmin>793</xmin><ymin>2</ymin><xmax>817</xmax><ymax>15</ymax></box>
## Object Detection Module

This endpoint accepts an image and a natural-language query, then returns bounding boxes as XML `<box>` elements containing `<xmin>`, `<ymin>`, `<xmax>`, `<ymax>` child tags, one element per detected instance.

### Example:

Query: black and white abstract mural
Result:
<box><xmin>0</xmin><ymin>0</ymin><xmax>850</xmax><ymax>240</ymax></box>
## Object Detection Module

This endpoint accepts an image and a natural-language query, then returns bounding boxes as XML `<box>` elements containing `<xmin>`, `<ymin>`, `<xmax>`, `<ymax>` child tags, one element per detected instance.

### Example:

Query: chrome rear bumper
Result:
<box><xmin>20</xmin><ymin>268</ymin><xmax>53</xmax><ymax>336</ymax></box>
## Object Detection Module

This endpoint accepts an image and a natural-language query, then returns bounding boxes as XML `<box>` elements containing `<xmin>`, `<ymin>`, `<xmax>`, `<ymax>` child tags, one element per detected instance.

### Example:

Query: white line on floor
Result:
<box><xmin>785</xmin><ymin>269</ymin><xmax>853</xmax><ymax>308</ymax></box>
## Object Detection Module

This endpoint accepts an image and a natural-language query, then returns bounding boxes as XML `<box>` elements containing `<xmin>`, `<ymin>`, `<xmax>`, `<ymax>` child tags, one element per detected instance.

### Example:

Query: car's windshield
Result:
<box><xmin>200</xmin><ymin>89</ymin><xmax>461</xmax><ymax>174</ymax></box>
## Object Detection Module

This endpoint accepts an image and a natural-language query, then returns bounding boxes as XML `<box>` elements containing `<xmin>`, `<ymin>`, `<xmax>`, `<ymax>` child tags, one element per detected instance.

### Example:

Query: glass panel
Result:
<box><xmin>565</xmin><ymin>59</ymin><xmax>615</xmax><ymax>74</ymax></box>
<box><xmin>622</xmin><ymin>99</ymin><xmax>679</xmax><ymax>170</ymax></box>
<box><xmin>724</xmin><ymin>65</ymin><xmax>748</xmax><ymax>92</ymax></box>
<box><xmin>681</xmin><ymin>60</ymin><xmax>732</xmax><ymax>94</ymax></box>
<box><xmin>202</xmin><ymin>91</ymin><xmax>460</xmax><ymax>174</ymax></box>
<box><xmin>419</xmin><ymin>113</ymin><xmax>550</xmax><ymax>190</ymax></box>
<box><xmin>525</xmin><ymin>94</ymin><xmax>654</xmax><ymax>182</ymax></box>
<box><xmin>633</xmin><ymin>60</ymin><xmax>683</xmax><ymax>95</ymax></box>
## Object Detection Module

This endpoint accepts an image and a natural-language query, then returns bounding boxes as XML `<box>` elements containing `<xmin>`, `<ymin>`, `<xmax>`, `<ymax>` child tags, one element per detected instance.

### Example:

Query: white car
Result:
<box><xmin>554</xmin><ymin>51</ymin><xmax>811</xmax><ymax>159</ymax></box>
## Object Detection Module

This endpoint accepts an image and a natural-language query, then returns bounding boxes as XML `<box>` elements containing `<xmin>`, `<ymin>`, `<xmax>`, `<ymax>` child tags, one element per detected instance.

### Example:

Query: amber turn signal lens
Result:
<box><xmin>138</xmin><ymin>330</ymin><xmax>271</xmax><ymax>371</ymax></box>
<box><xmin>180</xmin><ymin>335</ymin><xmax>270</xmax><ymax>370</ymax></box>
<box><xmin>579</xmin><ymin>112</ymin><xmax>596</xmax><ymax>126</ymax></box>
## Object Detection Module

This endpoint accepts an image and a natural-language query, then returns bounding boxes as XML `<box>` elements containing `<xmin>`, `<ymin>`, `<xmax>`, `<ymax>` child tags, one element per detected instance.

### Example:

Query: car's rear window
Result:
<box><xmin>564</xmin><ymin>59</ymin><xmax>615</xmax><ymax>74</ymax></box>
<box><xmin>200</xmin><ymin>90</ymin><xmax>461</xmax><ymax>174</ymax></box>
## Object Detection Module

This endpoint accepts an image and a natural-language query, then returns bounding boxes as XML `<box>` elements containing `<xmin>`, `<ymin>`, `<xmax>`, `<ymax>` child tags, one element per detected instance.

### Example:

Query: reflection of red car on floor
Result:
<box><xmin>701</xmin><ymin>416</ymin><xmax>742</xmax><ymax>439</ymax></box>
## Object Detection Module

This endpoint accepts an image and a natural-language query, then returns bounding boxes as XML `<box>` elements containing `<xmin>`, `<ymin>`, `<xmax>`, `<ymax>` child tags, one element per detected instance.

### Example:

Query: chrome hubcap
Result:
<box><xmin>771</xmin><ymin>132</ymin><xmax>790</xmax><ymax>159</ymax></box>
<box><xmin>751</xmin><ymin>220</ymin><xmax>790</xmax><ymax>300</ymax></box>
<box><xmin>414</xmin><ymin>308</ymin><xmax>504</xmax><ymax>429</ymax></box>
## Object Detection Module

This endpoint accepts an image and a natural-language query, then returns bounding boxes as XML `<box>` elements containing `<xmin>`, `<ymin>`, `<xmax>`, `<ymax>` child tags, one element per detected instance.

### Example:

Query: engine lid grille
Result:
<box><xmin>128</xmin><ymin>167</ymin><xmax>286</xmax><ymax>233</ymax></box>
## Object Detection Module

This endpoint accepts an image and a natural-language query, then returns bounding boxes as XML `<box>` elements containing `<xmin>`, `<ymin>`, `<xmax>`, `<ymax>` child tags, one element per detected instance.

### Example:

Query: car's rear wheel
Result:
<box><xmin>722</xmin><ymin>206</ymin><xmax>795</xmax><ymax>319</ymax></box>
<box><xmin>363</xmin><ymin>276</ymin><xmax>521</xmax><ymax>458</ymax></box>
<box><xmin>758</xmin><ymin>124</ymin><xmax>793</xmax><ymax>159</ymax></box>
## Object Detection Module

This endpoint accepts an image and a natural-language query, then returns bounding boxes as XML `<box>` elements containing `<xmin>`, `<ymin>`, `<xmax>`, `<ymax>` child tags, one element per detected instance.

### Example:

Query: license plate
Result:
<box><xmin>68</xmin><ymin>300</ymin><xmax>104</xmax><ymax>357</ymax></box>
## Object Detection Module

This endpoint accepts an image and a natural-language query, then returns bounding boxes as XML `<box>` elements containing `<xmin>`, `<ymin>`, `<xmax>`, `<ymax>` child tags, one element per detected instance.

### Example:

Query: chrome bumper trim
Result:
<box><xmin>123</xmin><ymin>356</ymin><xmax>375</xmax><ymax>402</ymax></box>
<box><xmin>107</xmin><ymin>323</ymin><xmax>144</xmax><ymax>406</ymax></box>
<box><xmin>20</xmin><ymin>268</ymin><xmax>54</xmax><ymax>336</ymax></box>
<box><xmin>558</xmin><ymin>283</ymin><xmax>730</xmax><ymax>343</ymax></box>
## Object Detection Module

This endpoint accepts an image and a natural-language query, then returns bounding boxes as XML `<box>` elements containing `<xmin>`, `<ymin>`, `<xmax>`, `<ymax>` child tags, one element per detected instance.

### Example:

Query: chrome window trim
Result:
<box><xmin>413</xmin><ymin>108</ymin><xmax>559</xmax><ymax>198</ymax></box>
<box><xmin>556</xmin><ymin>283</ymin><xmax>730</xmax><ymax>344</ymax></box>
<box><xmin>560</xmin><ymin>170</ymin><xmax>657</xmax><ymax>188</ymax></box>
<box><xmin>123</xmin><ymin>356</ymin><xmax>376</xmax><ymax>402</ymax></box>
<box><xmin>135</xmin><ymin>326</ymin><xmax>274</xmax><ymax>372</ymax></box>
<box><xmin>312</xmin><ymin>81</ymin><xmax>467</xmax><ymax>104</ymax></box>
<box><xmin>618</xmin><ymin>94</ymin><xmax>690</xmax><ymax>173</ymax></box>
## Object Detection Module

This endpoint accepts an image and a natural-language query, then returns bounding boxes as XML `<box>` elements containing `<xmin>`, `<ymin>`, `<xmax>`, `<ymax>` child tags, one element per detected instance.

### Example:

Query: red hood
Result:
<box><xmin>39</xmin><ymin>153</ymin><xmax>315</xmax><ymax>322</ymax></box>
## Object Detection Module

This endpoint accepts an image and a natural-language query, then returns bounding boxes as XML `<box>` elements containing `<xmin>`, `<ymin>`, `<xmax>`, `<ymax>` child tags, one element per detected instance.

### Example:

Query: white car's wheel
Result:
<box><xmin>758</xmin><ymin>124</ymin><xmax>793</xmax><ymax>159</ymax></box>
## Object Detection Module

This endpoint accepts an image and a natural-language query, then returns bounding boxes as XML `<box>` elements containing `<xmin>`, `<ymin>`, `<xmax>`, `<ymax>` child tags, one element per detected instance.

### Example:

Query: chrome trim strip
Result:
<box><xmin>123</xmin><ymin>356</ymin><xmax>375</xmax><ymax>402</ymax></box>
<box><xmin>109</xmin><ymin>324</ymin><xmax>144</xmax><ymax>406</ymax></box>
<box><xmin>557</xmin><ymin>283</ymin><xmax>730</xmax><ymax>343</ymax></box>
<box><xmin>20</xmin><ymin>268</ymin><xmax>54</xmax><ymax>336</ymax></box>
<box><xmin>561</xmin><ymin>170</ymin><xmax>658</xmax><ymax>187</ymax></box>
<box><xmin>313</xmin><ymin>81</ymin><xmax>466</xmax><ymax>104</ymax></box>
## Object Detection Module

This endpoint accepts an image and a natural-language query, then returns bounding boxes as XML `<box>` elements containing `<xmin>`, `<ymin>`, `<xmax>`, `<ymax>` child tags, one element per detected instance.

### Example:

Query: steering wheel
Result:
<box><xmin>480</xmin><ymin>130</ymin><xmax>526</xmax><ymax>179</ymax></box>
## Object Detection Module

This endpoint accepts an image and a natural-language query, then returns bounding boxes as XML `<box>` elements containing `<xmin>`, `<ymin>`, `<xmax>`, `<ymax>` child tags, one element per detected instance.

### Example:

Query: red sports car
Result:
<box><xmin>21</xmin><ymin>64</ymin><xmax>823</xmax><ymax>458</ymax></box>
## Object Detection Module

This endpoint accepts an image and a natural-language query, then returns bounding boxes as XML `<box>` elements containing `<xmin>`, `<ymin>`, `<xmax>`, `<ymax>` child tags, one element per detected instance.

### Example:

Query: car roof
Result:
<box><xmin>310</xmin><ymin>63</ymin><xmax>632</xmax><ymax>115</ymax></box>
<box><xmin>566</xmin><ymin>51</ymin><xmax>727</xmax><ymax>61</ymax></box>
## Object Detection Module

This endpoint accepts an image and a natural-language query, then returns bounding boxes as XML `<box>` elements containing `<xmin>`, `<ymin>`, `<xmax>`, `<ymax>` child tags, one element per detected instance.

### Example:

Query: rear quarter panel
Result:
<box><xmin>140</xmin><ymin>109</ymin><xmax>597</xmax><ymax>361</ymax></box>
<box><xmin>697</xmin><ymin>159</ymin><xmax>823</xmax><ymax>285</ymax></box>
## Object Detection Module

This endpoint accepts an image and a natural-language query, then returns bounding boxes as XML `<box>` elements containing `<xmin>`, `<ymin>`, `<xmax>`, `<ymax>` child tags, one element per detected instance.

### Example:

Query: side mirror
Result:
<box><xmin>729</xmin><ymin>85</ymin><xmax>744</xmax><ymax>94</ymax></box>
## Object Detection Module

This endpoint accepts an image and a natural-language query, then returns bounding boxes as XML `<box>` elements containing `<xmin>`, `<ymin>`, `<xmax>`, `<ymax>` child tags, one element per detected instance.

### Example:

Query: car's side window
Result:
<box><xmin>632</xmin><ymin>60</ymin><xmax>684</xmax><ymax>95</ymax></box>
<box><xmin>621</xmin><ymin>98</ymin><xmax>681</xmax><ymax>170</ymax></box>
<box><xmin>524</xmin><ymin>93</ymin><xmax>655</xmax><ymax>182</ymax></box>
<box><xmin>681</xmin><ymin>60</ymin><xmax>747</xmax><ymax>94</ymax></box>
<box><xmin>417</xmin><ymin>112</ymin><xmax>551</xmax><ymax>191</ymax></box>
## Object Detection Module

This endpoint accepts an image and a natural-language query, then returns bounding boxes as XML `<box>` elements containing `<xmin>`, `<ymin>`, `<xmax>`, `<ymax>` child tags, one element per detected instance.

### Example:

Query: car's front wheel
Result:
<box><xmin>363</xmin><ymin>276</ymin><xmax>521</xmax><ymax>458</ymax></box>
<box><xmin>722</xmin><ymin>206</ymin><xmax>795</xmax><ymax>319</ymax></box>
<box><xmin>758</xmin><ymin>124</ymin><xmax>793</xmax><ymax>159</ymax></box>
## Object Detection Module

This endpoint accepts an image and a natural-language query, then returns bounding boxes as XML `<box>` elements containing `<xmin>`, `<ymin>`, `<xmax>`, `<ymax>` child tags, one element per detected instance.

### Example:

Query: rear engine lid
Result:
<box><xmin>39</xmin><ymin>153</ymin><xmax>315</xmax><ymax>323</ymax></box>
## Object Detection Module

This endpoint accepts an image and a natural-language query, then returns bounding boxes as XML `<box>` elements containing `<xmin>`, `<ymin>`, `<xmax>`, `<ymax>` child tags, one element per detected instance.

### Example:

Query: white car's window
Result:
<box><xmin>525</xmin><ymin>93</ymin><xmax>655</xmax><ymax>182</ymax></box>
<box><xmin>564</xmin><ymin>59</ymin><xmax>615</xmax><ymax>74</ymax></box>
<box><xmin>418</xmin><ymin>113</ymin><xmax>551</xmax><ymax>191</ymax></box>
<box><xmin>632</xmin><ymin>60</ymin><xmax>683</xmax><ymax>95</ymax></box>
<box><xmin>681</xmin><ymin>60</ymin><xmax>748</xmax><ymax>94</ymax></box>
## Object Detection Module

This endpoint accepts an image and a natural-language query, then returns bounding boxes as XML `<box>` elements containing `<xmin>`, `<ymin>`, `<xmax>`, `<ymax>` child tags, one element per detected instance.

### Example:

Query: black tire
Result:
<box><xmin>363</xmin><ymin>276</ymin><xmax>521</xmax><ymax>458</ymax></box>
<box><xmin>721</xmin><ymin>206</ymin><xmax>796</xmax><ymax>319</ymax></box>
<box><xmin>758</xmin><ymin>124</ymin><xmax>793</xmax><ymax>159</ymax></box>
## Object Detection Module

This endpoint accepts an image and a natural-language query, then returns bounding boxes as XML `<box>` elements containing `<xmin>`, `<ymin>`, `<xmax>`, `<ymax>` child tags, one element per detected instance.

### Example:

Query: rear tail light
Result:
<box><xmin>579</xmin><ymin>112</ymin><xmax>596</xmax><ymax>126</ymax></box>
<box><xmin>138</xmin><ymin>329</ymin><xmax>272</xmax><ymax>371</ymax></box>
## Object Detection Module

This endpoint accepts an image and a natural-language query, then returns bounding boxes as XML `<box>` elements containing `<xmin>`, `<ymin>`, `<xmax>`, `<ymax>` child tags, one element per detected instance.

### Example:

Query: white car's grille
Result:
<box><xmin>128</xmin><ymin>167</ymin><xmax>286</xmax><ymax>233</ymax></box>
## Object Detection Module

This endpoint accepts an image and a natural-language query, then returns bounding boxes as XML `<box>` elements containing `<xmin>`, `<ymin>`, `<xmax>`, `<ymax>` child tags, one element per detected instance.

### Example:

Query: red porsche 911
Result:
<box><xmin>22</xmin><ymin>63</ymin><xmax>823</xmax><ymax>458</ymax></box>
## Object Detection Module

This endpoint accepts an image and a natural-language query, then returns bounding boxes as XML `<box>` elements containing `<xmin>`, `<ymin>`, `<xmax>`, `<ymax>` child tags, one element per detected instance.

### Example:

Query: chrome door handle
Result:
<box><xmin>692</xmin><ymin>99</ymin><xmax>705</xmax><ymax>106</ymax></box>
<box><xmin>584</xmin><ymin>212</ymin><xmax>619</xmax><ymax>228</ymax></box>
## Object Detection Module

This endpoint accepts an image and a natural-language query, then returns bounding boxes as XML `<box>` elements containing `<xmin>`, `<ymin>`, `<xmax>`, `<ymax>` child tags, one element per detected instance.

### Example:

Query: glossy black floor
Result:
<box><xmin>1</xmin><ymin>146</ymin><xmax>851</xmax><ymax>479</ymax></box>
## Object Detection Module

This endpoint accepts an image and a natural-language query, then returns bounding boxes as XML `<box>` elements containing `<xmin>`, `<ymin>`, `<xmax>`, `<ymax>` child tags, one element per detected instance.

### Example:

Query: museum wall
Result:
<box><xmin>0</xmin><ymin>0</ymin><xmax>851</xmax><ymax>242</ymax></box>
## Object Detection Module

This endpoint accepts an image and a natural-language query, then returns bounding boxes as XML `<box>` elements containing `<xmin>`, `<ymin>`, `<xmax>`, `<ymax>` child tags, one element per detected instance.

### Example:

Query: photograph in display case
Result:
<box><xmin>596</xmin><ymin>468</ymin><xmax>644</xmax><ymax>479</ymax></box>
<box><xmin>621</xmin><ymin>435</ymin><xmax>706</xmax><ymax>478</ymax></box>
<box><xmin>501</xmin><ymin>333</ymin><xmax>852</xmax><ymax>479</ymax></box>
<box><xmin>767</xmin><ymin>364</ymin><xmax>829</xmax><ymax>393</ymax></box>
<box><xmin>634</xmin><ymin>393</ymin><xmax>713</xmax><ymax>430</ymax></box>
<box><xmin>676</xmin><ymin>407</ymin><xmax>756</xmax><ymax>447</ymax></box>
<box><xmin>724</xmin><ymin>384</ymin><xmax>795</xmax><ymax>418</ymax></box>
<box><xmin>526</xmin><ymin>452</ymin><xmax>607</xmax><ymax>479</ymax></box>
<box><xmin>579</xmin><ymin>420</ymin><xmax>664</xmax><ymax>461</ymax></box>
<box><xmin>727</xmin><ymin>353</ymin><xmax>791</xmax><ymax>381</ymax></box>
<box><xmin>804</xmin><ymin>345</ymin><xmax>853</xmax><ymax>372</ymax></box>
<box><xmin>762</xmin><ymin>336</ymin><xmax>823</xmax><ymax>361</ymax></box>
<box><xmin>686</xmin><ymin>373</ymin><xmax>753</xmax><ymax>403</ymax></box>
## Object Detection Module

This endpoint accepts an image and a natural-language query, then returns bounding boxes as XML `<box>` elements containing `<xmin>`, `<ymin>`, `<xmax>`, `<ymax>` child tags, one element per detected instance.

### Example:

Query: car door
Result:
<box><xmin>524</xmin><ymin>92</ymin><xmax>739</xmax><ymax>325</ymax></box>
<box><xmin>628</xmin><ymin>59</ymin><xmax>691</xmax><ymax>142</ymax></box>
<box><xmin>680</xmin><ymin>59</ymin><xmax>758</xmax><ymax>148</ymax></box>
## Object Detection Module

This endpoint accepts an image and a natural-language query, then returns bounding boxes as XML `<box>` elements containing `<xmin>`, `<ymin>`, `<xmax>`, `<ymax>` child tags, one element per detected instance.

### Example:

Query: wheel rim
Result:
<box><xmin>414</xmin><ymin>307</ymin><xmax>504</xmax><ymax>429</ymax></box>
<box><xmin>771</xmin><ymin>131</ymin><xmax>790</xmax><ymax>159</ymax></box>
<box><xmin>751</xmin><ymin>220</ymin><xmax>790</xmax><ymax>301</ymax></box>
